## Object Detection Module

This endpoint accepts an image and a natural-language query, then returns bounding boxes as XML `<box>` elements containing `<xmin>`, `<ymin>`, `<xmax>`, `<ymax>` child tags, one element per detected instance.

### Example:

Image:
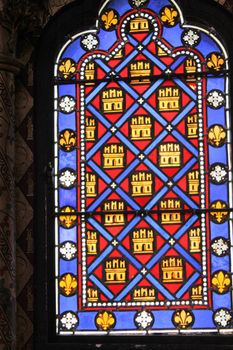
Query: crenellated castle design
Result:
<box><xmin>159</xmin><ymin>143</ymin><xmax>181</xmax><ymax>167</ymax></box>
<box><xmin>130</xmin><ymin>60</ymin><xmax>151</xmax><ymax>84</ymax></box>
<box><xmin>132</xmin><ymin>228</ymin><xmax>154</xmax><ymax>254</ymax></box>
<box><xmin>103</xmin><ymin>200</ymin><xmax>125</xmax><ymax>226</ymax></box>
<box><xmin>131</xmin><ymin>171</ymin><xmax>153</xmax><ymax>196</ymax></box>
<box><xmin>157</xmin><ymin>87</ymin><xmax>181</xmax><ymax>112</ymax></box>
<box><xmin>130</xmin><ymin>115</ymin><xmax>152</xmax><ymax>140</ymax></box>
<box><xmin>102</xmin><ymin>88</ymin><xmax>124</xmax><ymax>113</ymax></box>
<box><xmin>103</xmin><ymin>144</ymin><xmax>125</xmax><ymax>168</ymax></box>
<box><xmin>161</xmin><ymin>257</ymin><xmax>184</xmax><ymax>283</ymax></box>
<box><xmin>105</xmin><ymin>258</ymin><xmax>127</xmax><ymax>284</ymax></box>
<box><xmin>159</xmin><ymin>199</ymin><xmax>182</xmax><ymax>224</ymax></box>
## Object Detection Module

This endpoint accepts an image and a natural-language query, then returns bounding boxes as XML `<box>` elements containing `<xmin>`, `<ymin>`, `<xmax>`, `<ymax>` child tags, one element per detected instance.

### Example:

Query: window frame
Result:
<box><xmin>35</xmin><ymin>0</ymin><xmax>233</xmax><ymax>348</ymax></box>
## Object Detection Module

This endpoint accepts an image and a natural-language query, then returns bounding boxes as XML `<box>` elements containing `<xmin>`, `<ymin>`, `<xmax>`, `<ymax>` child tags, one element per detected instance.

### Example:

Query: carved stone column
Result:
<box><xmin>0</xmin><ymin>1</ymin><xmax>23</xmax><ymax>349</ymax></box>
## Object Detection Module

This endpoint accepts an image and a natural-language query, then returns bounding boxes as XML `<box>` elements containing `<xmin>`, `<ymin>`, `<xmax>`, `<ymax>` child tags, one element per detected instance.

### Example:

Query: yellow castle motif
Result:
<box><xmin>189</xmin><ymin>227</ymin><xmax>201</xmax><ymax>253</ymax></box>
<box><xmin>86</xmin><ymin>230</ymin><xmax>98</xmax><ymax>255</ymax></box>
<box><xmin>129</xmin><ymin>17</ymin><xmax>149</xmax><ymax>32</ymax></box>
<box><xmin>105</xmin><ymin>259</ymin><xmax>127</xmax><ymax>284</ymax></box>
<box><xmin>86</xmin><ymin>173</ymin><xmax>97</xmax><ymax>197</ymax></box>
<box><xmin>132</xmin><ymin>228</ymin><xmax>154</xmax><ymax>254</ymax></box>
<box><xmin>103</xmin><ymin>144</ymin><xmax>125</xmax><ymax>169</ymax></box>
<box><xmin>130</xmin><ymin>60</ymin><xmax>151</xmax><ymax>84</ymax></box>
<box><xmin>160</xmin><ymin>199</ymin><xmax>182</xmax><ymax>224</ymax></box>
<box><xmin>131</xmin><ymin>171</ymin><xmax>153</xmax><ymax>197</ymax></box>
<box><xmin>186</xmin><ymin>114</ymin><xmax>198</xmax><ymax>138</ymax></box>
<box><xmin>191</xmin><ymin>285</ymin><xmax>203</xmax><ymax>300</ymax></box>
<box><xmin>86</xmin><ymin>117</ymin><xmax>96</xmax><ymax>141</ymax></box>
<box><xmin>159</xmin><ymin>143</ymin><xmax>181</xmax><ymax>167</ymax></box>
<box><xmin>158</xmin><ymin>87</ymin><xmax>180</xmax><ymax>112</ymax></box>
<box><xmin>130</xmin><ymin>115</ymin><xmax>152</xmax><ymax>140</ymax></box>
<box><xmin>85</xmin><ymin>62</ymin><xmax>95</xmax><ymax>85</ymax></box>
<box><xmin>161</xmin><ymin>257</ymin><xmax>184</xmax><ymax>283</ymax></box>
<box><xmin>103</xmin><ymin>200</ymin><xmax>125</xmax><ymax>226</ymax></box>
<box><xmin>87</xmin><ymin>287</ymin><xmax>99</xmax><ymax>302</ymax></box>
<box><xmin>185</xmin><ymin>58</ymin><xmax>197</xmax><ymax>82</ymax></box>
<box><xmin>133</xmin><ymin>287</ymin><xmax>156</xmax><ymax>301</ymax></box>
<box><xmin>187</xmin><ymin>170</ymin><xmax>199</xmax><ymax>195</ymax></box>
<box><xmin>102</xmin><ymin>88</ymin><xmax>124</xmax><ymax>113</ymax></box>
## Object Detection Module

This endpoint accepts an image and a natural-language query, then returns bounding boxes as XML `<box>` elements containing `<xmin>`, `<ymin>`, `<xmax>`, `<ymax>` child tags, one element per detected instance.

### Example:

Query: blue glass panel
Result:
<box><xmin>163</xmin><ymin>25</ymin><xmax>183</xmax><ymax>47</ymax></box>
<box><xmin>59</xmin><ymin>114</ymin><xmax>76</xmax><ymax>132</ymax></box>
<box><xmin>59</xmin><ymin>188</ymin><xmax>77</xmax><ymax>207</ymax></box>
<box><xmin>60</xmin><ymin>226</ymin><xmax>77</xmax><ymax>243</ymax></box>
<box><xmin>209</xmin><ymin>184</ymin><xmax>227</xmax><ymax>202</ymax></box>
<box><xmin>193</xmin><ymin>310</ymin><xmax>215</xmax><ymax>328</ymax></box>
<box><xmin>59</xmin><ymin>85</ymin><xmax>76</xmax><ymax>96</ymax></box>
<box><xmin>211</xmin><ymin>256</ymin><xmax>230</xmax><ymax>272</ymax></box>
<box><xmin>62</xmin><ymin>38</ymin><xmax>86</xmax><ymax>62</ymax></box>
<box><xmin>60</xmin><ymin>295</ymin><xmax>77</xmax><ymax>313</ymax></box>
<box><xmin>60</xmin><ymin>259</ymin><xmax>77</xmax><ymax>275</ymax></box>
<box><xmin>197</xmin><ymin>33</ymin><xmax>222</xmax><ymax>56</ymax></box>
<box><xmin>207</xmin><ymin>108</ymin><xmax>226</xmax><ymax>127</ymax></box>
<box><xmin>78</xmin><ymin>312</ymin><xmax>98</xmax><ymax>330</ymax></box>
<box><xmin>209</xmin><ymin>146</ymin><xmax>227</xmax><ymax>164</ymax></box>
<box><xmin>210</xmin><ymin>222</ymin><xmax>229</xmax><ymax>239</ymax></box>
<box><xmin>59</xmin><ymin>150</ymin><xmax>77</xmax><ymax>170</ymax></box>
<box><xmin>213</xmin><ymin>293</ymin><xmax>231</xmax><ymax>309</ymax></box>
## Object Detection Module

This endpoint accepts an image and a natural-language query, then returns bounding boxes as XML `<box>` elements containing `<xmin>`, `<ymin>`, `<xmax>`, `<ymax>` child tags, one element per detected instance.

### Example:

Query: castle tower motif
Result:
<box><xmin>187</xmin><ymin>170</ymin><xmax>199</xmax><ymax>195</ymax></box>
<box><xmin>105</xmin><ymin>259</ymin><xmax>127</xmax><ymax>284</ymax></box>
<box><xmin>129</xmin><ymin>17</ymin><xmax>149</xmax><ymax>32</ymax></box>
<box><xmin>130</xmin><ymin>60</ymin><xmax>151</xmax><ymax>84</ymax></box>
<box><xmin>133</xmin><ymin>287</ymin><xmax>156</xmax><ymax>301</ymax></box>
<box><xmin>85</xmin><ymin>62</ymin><xmax>96</xmax><ymax>85</ymax></box>
<box><xmin>87</xmin><ymin>288</ymin><xmax>99</xmax><ymax>302</ymax></box>
<box><xmin>189</xmin><ymin>227</ymin><xmax>201</xmax><ymax>253</ymax></box>
<box><xmin>157</xmin><ymin>87</ymin><xmax>181</xmax><ymax>112</ymax></box>
<box><xmin>103</xmin><ymin>144</ymin><xmax>125</xmax><ymax>169</ymax></box>
<box><xmin>86</xmin><ymin>173</ymin><xmax>97</xmax><ymax>197</ymax></box>
<box><xmin>186</xmin><ymin>114</ymin><xmax>198</xmax><ymax>138</ymax></box>
<box><xmin>190</xmin><ymin>285</ymin><xmax>203</xmax><ymax>300</ymax></box>
<box><xmin>103</xmin><ymin>200</ymin><xmax>125</xmax><ymax>226</ymax></box>
<box><xmin>185</xmin><ymin>58</ymin><xmax>197</xmax><ymax>82</ymax></box>
<box><xmin>86</xmin><ymin>117</ymin><xmax>97</xmax><ymax>141</ymax></box>
<box><xmin>102</xmin><ymin>88</ymin><xmax>124</xmax><ymax>113</ymax></box>
<box><xmin>161</xmin><ymin>257</ymin><xmax>184</xmax><ymax>283</ymax></box>
<box><xmin>86</xmin><ymin>230</ymin><xmax>98</xmax><ymax>255</ymax></box>
<box><xmin>132</xmin><ymin>228</ymin><xmax>154</xmax><ymax>254</ymax></box>
<box><xmin>130</xmin><ymin>115</ymin><xmax>152</xmax><ymax>140</ymax></box>
<box><xmin>160</xmin><ymin>199</ymin><xmax>182</xmax><ymax>224</ymax></box>
<box><xmin>131</xmin><ymin>171</ymin><xmax>153</xmax><ymax>196</ymax></box>
<box><xmin>159</xmin><ymin>143</ymin><xmax>181</xmax><ymax>167</ymax></box>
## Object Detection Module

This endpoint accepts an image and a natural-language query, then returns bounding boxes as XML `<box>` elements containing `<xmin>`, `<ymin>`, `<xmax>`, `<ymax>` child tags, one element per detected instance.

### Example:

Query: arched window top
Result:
<box><xmin>49</xmin><ymin>0</ymin><xmax>233</xmax><ymax>341</ymax></box>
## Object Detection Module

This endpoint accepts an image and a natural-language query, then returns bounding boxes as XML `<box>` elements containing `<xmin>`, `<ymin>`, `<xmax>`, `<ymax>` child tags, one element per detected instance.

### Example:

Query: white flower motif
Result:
<box><xmin>207</xmin><ymin>90</ymin><xmax>225</xmax><ymax>108</ymax></box>
<box><xmin>214</xmin><ymin>309</ymin><xmax>232</xmax><ymax>328</ymax></box>
<box><xmin>81</xmin><ymin>34</ymin><xmax>99</xmax><ymax>51</ymax></box>
<box><xmin>59</xmin><ymin>96</ymin><xmax>76</xmax><ymax>113</ymax></box>
<box><xmin>135</xmin><ymin>310</ymin><xmax>154</xmax><ymax>329</ymax></box>
<box><xmin>182</xmin><ymin>29</ymin><xmax>200</xmax><ymax>47</ymax></box>
<box><xmin>211</xmin><ymin>238</ymin><xmax>229</xmax><ymax>256</ymax></box>
<box><xmin>59</xmin><ymin>169</ymin><xmax>76</xmax><ymax>188</ymax></box>
<box><xmin>210</xmin><ymin>164</ymin><xmax>227</xmax><ymax>183</ymax></box>
<box><xmin>60</xmin><ymin>242</ymin><xmax>77</xmax><ymax>260</ymax></box>
<box><xmin>130</xmin><ymin>0</ymin><xmax>148</xmax><ymax>7</ymax></box>
<box><xmin>60</xmin><ymin>312</ymin><xmax>78</xmax><ymax>330</ymax></box>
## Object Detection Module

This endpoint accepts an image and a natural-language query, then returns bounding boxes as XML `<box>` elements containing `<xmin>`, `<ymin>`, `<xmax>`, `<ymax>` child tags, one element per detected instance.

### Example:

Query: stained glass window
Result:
<box><xmin>54</xmin><ymin>0</ymin><xmax>233</xmax><ymax>336</ymax></box>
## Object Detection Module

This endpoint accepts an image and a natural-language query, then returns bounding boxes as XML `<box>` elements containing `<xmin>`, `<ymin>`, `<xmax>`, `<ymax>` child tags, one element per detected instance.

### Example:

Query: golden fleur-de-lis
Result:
<box><xmin>208</xmin><ymin>125</ymin><xmax>226</xmax><ymax>147</ymax></box>
<box><xmin>173</xmin><ymin>310</ymin><xmax>193</xmax><ymax>329</ymax></box>
<box><xmin>212</xmin><ymin>271</ymin><xmax>231</xmax><ymax>294</ymax></box>
<box><xmin>207</xmin><ymin>53</ymin><xmax>225</xmax><ymax>71</ymax></box>
<box><xmin>210</xmin><ymin>201</ymin><xmax>228</xmax><ymax>224</ymax></box>
<box><xmin>59</xmin><ymin>206</ymin><xmax>77</xmax><ymax>228</ymax></box>
<box><xmin>58</xmin><ymin>59</ymin><xmax>76</xmax><ymax>79</ymax></box>
<box><xmin>96</xmin><ymin>311</ymin><xmax>116</xmax><ymax>331</ymax></box>
<box><xmin>160</xmin><ymin>7</ymin><xmax>178</xmax><ymax>26</ymax></box>
<box><xmin>59</xmin><ymin>130</ymin><xmax>76</xmax><ymax>151</ymax></box>
<box><xmin>59</xmin><ymin>274</ymin><xmax>77</xmax><ymax>296</ymax></box>
<box><xmin>101</xmin><ymin>10</ymin><xmax>118</xmax><ymax>30</ymax></box>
